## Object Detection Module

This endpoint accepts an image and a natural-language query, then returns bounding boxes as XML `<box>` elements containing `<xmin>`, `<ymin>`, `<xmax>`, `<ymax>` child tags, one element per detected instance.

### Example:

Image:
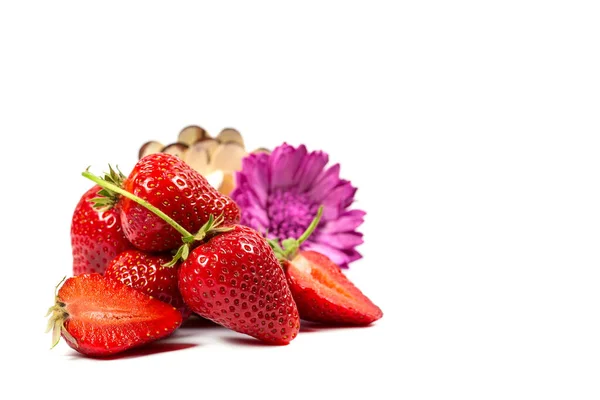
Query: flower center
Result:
<box><xmin>266</xmin><ymin>190</ymin><xmax>319</xmax><ymax>241</ymax></box>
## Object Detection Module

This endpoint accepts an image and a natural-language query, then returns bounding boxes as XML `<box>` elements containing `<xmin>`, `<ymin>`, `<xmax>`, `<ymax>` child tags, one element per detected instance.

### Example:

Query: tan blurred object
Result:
<box><xmin>139</xmin><ymin>125</ymin><xmax>268</xmax><ymax>196</ymax></box>
<box><xmin>219</xmin><ymin>172</ymin><xmax>236</xmax><ymax>197</ymax></box>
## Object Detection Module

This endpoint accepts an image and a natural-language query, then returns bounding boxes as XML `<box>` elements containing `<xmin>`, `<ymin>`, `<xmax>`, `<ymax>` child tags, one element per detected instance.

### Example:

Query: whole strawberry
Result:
<box><xmin>178</xmin><ymin>225</ymin><xmax>300</xmax><ymax>344</ymax></box>
<box><xmin>71</xmin><ymin>185</ymin><xmax>133</xmax><ymax>275</ymax></box>
<box><xmin>119</xmin><ymin>153</ymin><xmax>240</xmax><ymax>252</ymax></box>
<box><xmin>105</xmin><ymin>249</ymin><xmax>191</xmax><ymax>318</ymax></box>
<box><xmin>46</xmin><ymin>273</ymin><xmax>182</xmax><ymax>357</ymax></box>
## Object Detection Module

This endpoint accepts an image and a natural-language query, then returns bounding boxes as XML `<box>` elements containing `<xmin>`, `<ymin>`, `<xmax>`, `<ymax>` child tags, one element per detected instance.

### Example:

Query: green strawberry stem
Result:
<box><xmin>267</xmin><ymin>205</ymin><xmax>323</xmax><ymax>262</ymax></box>
<box><xmin>83</xmin><ymin>170</ymin><xmax>193</xmax><ymax>238</ymax></box>
<box><xmin>82</xmin><ymin>169</ymin><xmax>231</xmax><ymax>266</ymax></box>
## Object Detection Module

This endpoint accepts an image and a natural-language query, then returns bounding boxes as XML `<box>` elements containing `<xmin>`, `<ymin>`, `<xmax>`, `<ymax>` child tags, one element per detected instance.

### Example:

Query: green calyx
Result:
<box><xmin>89</xmin><ymin>165</ymin><xmax>126</xmax><ymax>210</ymax></box>
<box><xmin>267</xmin><ymin>205</ymin><xmax>323</xmax><ymax>262</ymax></box>
<box><xmin>163</xmin><ymin>214</ymin><xmax>233</xmax><ymax>267</ymax></box>
<box><xmin>45</xmin><ymin>277</ymin><xmax>78</xmax><ymax>349</ymax></box>
<box><xmin>82</xmin><ymin>168</ymin><xmax>232</xmax><ymax>267</ymax></box>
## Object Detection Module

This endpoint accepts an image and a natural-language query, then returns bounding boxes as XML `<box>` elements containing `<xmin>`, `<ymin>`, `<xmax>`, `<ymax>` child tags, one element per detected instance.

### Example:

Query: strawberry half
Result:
<box><xmin>104</xmin><ymin>249</ymin><xmax>191</xmax><ymax>318</ymax></box>
<box><xmin>268</xmin><ymin>206</ymin><xmax>382</xmax><ymax>325</ymax></box>
<box><xmin>71</xmin><ymin>185</ymin><xmax>133</xmax><ymax>275</ymax></box>
<box><xmin>46</xmin><ymin>273</ymin><xmax>182</xmax><ymax>357</ymax></box>
<box><xmin>284</xmin><ymin>250</ymin><xmax>382</xmax><ymax>325</ymax></box>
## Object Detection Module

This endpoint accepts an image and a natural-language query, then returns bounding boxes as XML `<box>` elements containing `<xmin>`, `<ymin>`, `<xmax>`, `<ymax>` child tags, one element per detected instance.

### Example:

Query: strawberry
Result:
<box><xmin>104</xmin><ymin>249</ymin><xmax>191</xmax><ymax>318</ymax></box>
<box><xmin>46</xmin><ymin>273</ymin><xmax>182</xmax><ymax>357</ymax></box>
<box><xmin>283</xmin><ymin>250</ymin><xmax>383</xmax><ymax>325</ymax></box>
<box><xmin>84</xmin><ymin>171</ymin><xmax>299</xmax><ymax>344</ymax></box>
<box><xmin>178</xmin><ymin>225</ymin><xmax>300</xmax><ymax>344</ymax></box>
<box><xmin>268</xmin><ymin>207</ymin><xmax>382</xmax><ymax>325</ymax></box>
<box><xmin>71</xmin><ymin>185</ymin><xmax>133</xmax><ymax>275</ymax></box>
<box><xmin>109</xmin><ymin>153</ymin><xmax>240</xmax><ymax>252</ymax></box>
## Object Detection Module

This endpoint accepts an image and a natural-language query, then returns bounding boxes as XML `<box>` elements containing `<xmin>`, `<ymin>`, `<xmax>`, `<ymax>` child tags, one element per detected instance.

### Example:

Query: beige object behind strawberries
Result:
<box><xmin>138</xmin><ymin>125</ymin><xmax>268</xmax><ymax>196</ymax></box>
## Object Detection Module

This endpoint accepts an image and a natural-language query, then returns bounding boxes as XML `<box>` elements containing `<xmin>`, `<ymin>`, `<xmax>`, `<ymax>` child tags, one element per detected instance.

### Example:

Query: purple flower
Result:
<box><xmin>231</xmin><ymin>143</ymin><xmax>365</xmax><ymax>268</ymax></box>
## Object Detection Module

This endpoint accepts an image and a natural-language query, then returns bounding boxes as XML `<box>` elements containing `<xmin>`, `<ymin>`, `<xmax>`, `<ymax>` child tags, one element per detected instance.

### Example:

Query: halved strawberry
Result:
<box><xmin>268</xmin><ymin>206</ymin><xmax>382</xmax><ymax>325</ymax></box>
<box><xmin>284</xmin><ymin>250</ymin><xmax>382</xmax><ymax>325</ymax></box>
<box><xmin>46</xmin><ymin>273</ymin><xmax>182</xmax><ymax>357</ymax></box>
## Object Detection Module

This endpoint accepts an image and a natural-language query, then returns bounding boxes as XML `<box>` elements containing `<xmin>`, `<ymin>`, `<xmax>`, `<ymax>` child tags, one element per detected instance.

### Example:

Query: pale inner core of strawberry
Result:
<box><xmin>66</xmin><ymin>299</ymin><xmax>160</xmax><ymax>324</ymax></box>
<box><xmin>293</xmin><ymin>254</ymin><xmax>353</xmax><ymax>300</ymax></box>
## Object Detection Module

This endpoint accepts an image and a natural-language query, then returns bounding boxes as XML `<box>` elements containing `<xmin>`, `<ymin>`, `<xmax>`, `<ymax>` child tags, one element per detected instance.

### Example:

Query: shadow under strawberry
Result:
<box><xmin>180</xmin><ymin>315</ymin><xmax>221</xmax><ymax>329</ymax></box>
<box><xmin>299</xmin><ymin>320</ymin><xmax>379</xmax><ymax>333</ymax></box>
<box><xmin>67</xmin><ymin>341</ymin><xmax>198</xmax><ymax>360</ymax></box>
<box><xmin>221</xmin><ymin>337</ymin><xmax>280</xmax><ymax>347</ymax></box>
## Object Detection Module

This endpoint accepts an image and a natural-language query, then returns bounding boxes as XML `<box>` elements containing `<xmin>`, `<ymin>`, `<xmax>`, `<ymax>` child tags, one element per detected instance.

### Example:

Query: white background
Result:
<box><xmin>1</xmin><ymin>1</ymin><xmax>599</xmax><ymax>399</ymax></box>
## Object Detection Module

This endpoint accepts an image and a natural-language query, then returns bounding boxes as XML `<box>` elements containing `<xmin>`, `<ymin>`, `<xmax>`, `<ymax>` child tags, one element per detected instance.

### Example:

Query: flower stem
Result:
<box><xmin>268</xmin><ymin>205</ymin><xmax>324</xmax><ymax>262</ymax></box>
<box><xmin>82</xmin><ymin>170</ymin><xmax>193</xmax><ymax>238</ymax></box>
<box><xmin>296</xmin><ymin>205</ymin><xmax>323</xmax><ymax>245</ymax></box>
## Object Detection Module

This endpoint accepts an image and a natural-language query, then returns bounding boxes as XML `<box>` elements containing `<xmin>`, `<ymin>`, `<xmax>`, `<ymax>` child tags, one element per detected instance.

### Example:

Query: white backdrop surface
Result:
<box><xmin>1</xmin><ymin>2</ymin><xmax>599</xmax><ymax>399</ymax></box>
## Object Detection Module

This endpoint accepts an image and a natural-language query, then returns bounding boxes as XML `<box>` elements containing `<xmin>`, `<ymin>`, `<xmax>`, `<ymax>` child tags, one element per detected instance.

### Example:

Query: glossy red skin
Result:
<box><xmin>71</xmin><ymin>185</ymin><xmax>133</xmax><ymax>275</ymax></box>
<box><xmin>105</xmin><ymin>250</ymin><xmax>192</xmax><ymax>319</ymax></box>
<box><xmin>58</xmin><ymin>274</ymin><xmax>182</xmax><ymax>357</ymax></box>
<box><xmin>284</xmin><ymin>250</ymin><xmax>383</xmax><ymax>325</ymax></box>
<box><xmin>178</xmin><ymin>225</ymin><xmax>300</xmax><ymax>345</ymax></box>
<box><xmin>119</xmin><ymin>153</ymin><xmax>241</xmax><ymax>252</ymax></box>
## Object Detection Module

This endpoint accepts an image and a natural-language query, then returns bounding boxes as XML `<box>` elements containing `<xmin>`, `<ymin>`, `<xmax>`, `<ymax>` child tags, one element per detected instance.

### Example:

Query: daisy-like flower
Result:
<box><xmin>231</xmin><ymin>143</ymin><xmax>365</xmax><ymax>268</ymax></box>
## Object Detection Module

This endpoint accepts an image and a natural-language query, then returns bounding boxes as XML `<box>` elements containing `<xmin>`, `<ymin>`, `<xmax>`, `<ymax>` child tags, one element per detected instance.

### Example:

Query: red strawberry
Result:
<box><xmin>283</xmin><ymin>250</ymin><xmax>382</xmax><ymax>325</ymax></box>
<box><xmin>178</xmin><ymin>225</ymin><xmax>300</xmax><ymax>345</ymax></box>
<box><xmin>83</xmin><ymin>171</ymin><xmax>298</xmax><ymax>344</ymax></box>
<box><xmin>104</xmin><ymin>249</ymin><xmax>191</xmax><ymax>318</ymax></box>
<box><xmin>46</xmin><ymin>273</ymin><xmax>182</xmax><ymax>357</ymax></box>
<box><xmin>268</xmin><ymin>206</ymin><xmax>382</xmax><ymax>325</ymax></box>
<box><xmin>71</xmin><ymin>185</ymin><xmax>133</xmax><ymax>275</ymax></box>
<box><xmin>118</xmin><ymin>153</ymin><xmax>240</xmax><ymax>252</ymax></box>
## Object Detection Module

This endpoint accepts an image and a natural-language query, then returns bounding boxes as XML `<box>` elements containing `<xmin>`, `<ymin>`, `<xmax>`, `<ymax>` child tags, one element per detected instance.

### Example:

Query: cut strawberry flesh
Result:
<box><xmin>292</xmin><ymin>254</ymin><xmax>354</xmax><ymax>298</ymax></box>
<box><xmin>53</xmin><ymin>274</ymin><xmax>182</xmax><ymax>356</ymax></box>
<box><xmin>286</xmin><ymin>251</ymin><xmax>383</xmax><ymax>325</ymax></box>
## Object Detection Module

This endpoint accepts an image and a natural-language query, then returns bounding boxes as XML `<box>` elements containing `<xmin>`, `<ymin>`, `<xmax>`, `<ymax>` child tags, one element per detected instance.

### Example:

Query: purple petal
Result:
<box><xmin>235</xmin><ymin>174</ymin><xmax>268</xmax><ymax>211</ymax></box>
<box><xmin>312</xmin><ymin>232</ymin><xmax>364</xmax><ymax>248</ymax></box>
<box><xmin>294</xmin><ymin>150</ymin><xmax>329</xmax><ymax>193</ymax></box>
<box><xmin>240</xmin><ymin>201</ymin><xmax>269</xmax><ymax>225</ymax></box>
<box><xmin>320</xmin><ymin>210</ymin><xmax>366</xmax><ymax>234</ymax></box>
<box><xmin>235</xmin><ymin>198</ymin><xmax>269</xmax><ymax>231</ymax></box>
<box><xmin>302</xmin><ymin>241</ymin><xmax>355</xmax><ymax>266</ymax></box>
<box><xmin>270</xmin><ymin>144</ymin><xmax>307</xmax><ymax>191</ymax></box>
<box><xmin>246</xmin><ymin>215</ymin><xmax>269</xmax><ymax>234</ymax></box>
<box><xmin>231</xmin><ymin>172</ymin><xmax>270</xmax><ymax>231</ymax></box>
<box><xmin>230</xmin><ymin>180</ymin><xmax>251</xmax><ymax>208</ymax></box>
<box><xmin>232</xmin><ymin>154</ymin><xmax>269</xmax><ymax>208</ymax></box>
<box><xmin>307</xmin><ymin>163</ymin><xmax>341</xmax><ymax>201</ymax></box>
<box><xmin>339</xmin><ymin>248</ymin><xmax>363</xmax><ymax>268</ymax></box>
<box><xmin>321</xmin><ymin>182</ymin><xmax>357</xmax><ymax>220</ymax></box>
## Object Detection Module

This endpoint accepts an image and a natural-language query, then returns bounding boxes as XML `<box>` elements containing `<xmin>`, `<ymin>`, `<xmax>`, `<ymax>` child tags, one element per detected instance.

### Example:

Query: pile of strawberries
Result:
<box><xmin>46</xmin><ymin>153</ymin><xmax>382</xmax><ymax>357</ymax></box>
